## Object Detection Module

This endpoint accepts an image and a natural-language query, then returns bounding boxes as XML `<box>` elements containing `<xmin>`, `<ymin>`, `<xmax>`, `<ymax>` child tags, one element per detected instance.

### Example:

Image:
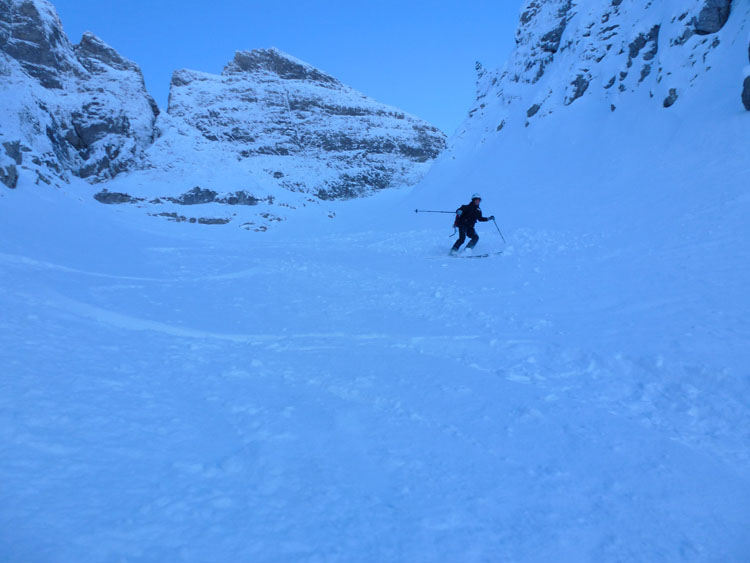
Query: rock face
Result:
<box><xmin>460</xmin><ymin>0</ymin><xmax>744</xmax><ymax>139</ymax></box>
<box><xmin>694</xmin><ymin>0</ymin><xmax>732</xmax><ymax>35</ymax></box>
<box><xmin>163</xmin><ymin>48</ymin><xmax>446</xmax><ymax>199</ymax></box>
<box><xmin>0</xmin><ymin>0</ymin><xmax>158</xmax><ymax>184</ymax></box>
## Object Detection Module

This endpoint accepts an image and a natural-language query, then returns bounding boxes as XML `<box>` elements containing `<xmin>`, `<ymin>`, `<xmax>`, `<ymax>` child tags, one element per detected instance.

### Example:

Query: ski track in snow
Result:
<box><xmin>1</xmin><ymin>210</ymin><xmax>749</xmax><ymax>562</ymax></box>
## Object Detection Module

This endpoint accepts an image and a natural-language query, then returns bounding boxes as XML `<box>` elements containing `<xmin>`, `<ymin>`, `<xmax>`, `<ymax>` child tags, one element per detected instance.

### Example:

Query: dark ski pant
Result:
<box><xmin>452</xmin><ymin>225</ymin><xmax>479</xmax><ymax>252</ymax></box>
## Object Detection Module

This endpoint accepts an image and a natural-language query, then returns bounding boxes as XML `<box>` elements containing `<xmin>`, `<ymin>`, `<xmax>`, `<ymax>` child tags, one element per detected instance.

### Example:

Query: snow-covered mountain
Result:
<box><xmin>0</xmin><ymin>0</ymin><xmax>159</xmax><ymax>187</ymax></box>
<box><xmin>91</xmin><ymin>48</ymin><xmax>446</xmax><ymax>229</ymax></box>
<box><xmin>95</xmin><ymin>49</ymin><xmax>446</xmax><ymax>231</ymax></box>
<box><xmin>0</xmin><ymin>0</ymin><xmax>446</xmax><ymax>230</ymax></box>
<box><xmin>164</xmin><ymin>48</ymin><xmax>445</xmax><ymax>201</ymax></box>
<box><xmin>456</xmin><ymin>0</ymin><xmax>747</xmax><ymax>141</ymax></box>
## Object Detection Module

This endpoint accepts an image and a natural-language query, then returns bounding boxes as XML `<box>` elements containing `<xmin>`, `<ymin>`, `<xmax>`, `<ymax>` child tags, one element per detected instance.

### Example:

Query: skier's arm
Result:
<box><xmin>478</xmin><ymin>210</ymin><xmax>489</xmax><ymax>222</ymax></box>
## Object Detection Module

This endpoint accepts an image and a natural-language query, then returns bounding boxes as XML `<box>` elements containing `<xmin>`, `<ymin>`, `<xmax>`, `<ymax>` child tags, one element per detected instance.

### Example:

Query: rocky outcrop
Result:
<box><xmin>94</xmin><ymin>186</ymin><xmax>273</xmax><ymax>207</ymax></box>
<box><xmin>0</xmin><ymin>163</ymin><xmax>19</xmax><ymax>188</ymax></box>
<box><xmin>0</xmin><ymin>140</ymin><xmax>23</xmax><ymax>188</ymax></box>
<box><xmin>225</xmin><ymin>48</ymin><xmax>340</xmax><ymax>87</ymax></box>
<box><xmin>93</xmin><ymin>190</ymin><xmax>143</xmax><ymax>204</ymax></box>
<box><xmin>161</xmin><ymin>187</ymin><xmax>267</xmax><ymax>206</ymax></box>
<box><xmin>0</xmin><ymin>0</ymin><xmax>158</xmax><ymax>184</ymax></box>
<box><xmin>663</xmin><ymin>88</ymin><xmax>679</xmax><ymax>108</ymax></box>
<box><xmin>163</xmin><ymin>48</ymin><xmax>446</xmax><ymax>199</ymax></box>
<box><xmin>694</xmin><ymin>0</ymin><xmax>732</xmax><ymax>35</ymax></box>
<box><xmin>0</xmin><ymin>0</ymin><xmax>74</xmax><ymax>88</ymax></box>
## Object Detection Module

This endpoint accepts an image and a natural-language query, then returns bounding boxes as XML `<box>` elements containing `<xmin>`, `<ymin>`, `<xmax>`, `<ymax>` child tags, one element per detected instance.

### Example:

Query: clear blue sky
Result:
<box><xmin>52</xmin><ymin>0</ymin><xmax>520</xmax><ymax>135</ymax></box>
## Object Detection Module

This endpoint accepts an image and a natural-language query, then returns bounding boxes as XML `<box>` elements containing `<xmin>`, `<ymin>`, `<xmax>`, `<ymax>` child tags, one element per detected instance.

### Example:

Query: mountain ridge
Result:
<box><xmin>0</xmin><ymin>0</ymin><xmax>445</xmax><ymax>229</ymax></box>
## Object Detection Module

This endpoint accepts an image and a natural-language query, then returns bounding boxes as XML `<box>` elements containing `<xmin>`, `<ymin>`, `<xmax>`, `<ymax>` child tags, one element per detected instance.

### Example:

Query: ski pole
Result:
<box><xmin>415</xmin><ymin>209</ymin><xmax>455</xmax><ymax>214</ymax></box>
<box><xmin>492</xmin><ymin>218</ymin><xmax>506</xmax><ymax>243</ymax></box>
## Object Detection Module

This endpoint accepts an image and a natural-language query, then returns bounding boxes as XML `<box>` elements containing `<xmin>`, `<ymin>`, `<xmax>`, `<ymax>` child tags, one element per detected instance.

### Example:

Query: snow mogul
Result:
<box><xmin>450</xmin><ymin>193</ymin><xmax>495</xmax><ymax>255</ymax></box>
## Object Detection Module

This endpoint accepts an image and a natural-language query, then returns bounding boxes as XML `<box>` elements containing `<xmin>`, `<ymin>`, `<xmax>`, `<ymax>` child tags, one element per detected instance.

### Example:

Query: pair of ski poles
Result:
<box><xmin>414</xmin><ymin>209</ymin><xmax>506</xmax><ymax>243</ymax></box>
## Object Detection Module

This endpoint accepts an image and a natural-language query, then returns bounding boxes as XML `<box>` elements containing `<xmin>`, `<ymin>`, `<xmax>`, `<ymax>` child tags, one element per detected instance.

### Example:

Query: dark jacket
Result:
<box><xmin>455</xmin><ymin>203</ymin><xmax>489</xmax><ymax>228</ymax></box>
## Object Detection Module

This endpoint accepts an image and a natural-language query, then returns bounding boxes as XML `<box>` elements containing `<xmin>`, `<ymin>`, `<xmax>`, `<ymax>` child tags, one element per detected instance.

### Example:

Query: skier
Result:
<box><xmin>450</xmin><ymin>193</ymin><xmax>494</xmax><ymax>255</ymax></box>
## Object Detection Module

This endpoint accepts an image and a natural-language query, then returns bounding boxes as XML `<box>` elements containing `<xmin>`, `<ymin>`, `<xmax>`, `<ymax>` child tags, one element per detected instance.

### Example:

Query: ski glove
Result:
<box><xmin>489</xmin><ymin>215</ymin><xmax>495</xmax><ymax>220</ymax></box>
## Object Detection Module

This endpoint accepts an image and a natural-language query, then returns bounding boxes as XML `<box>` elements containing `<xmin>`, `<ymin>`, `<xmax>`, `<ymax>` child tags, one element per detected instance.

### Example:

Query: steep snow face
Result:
<box><xmin>162</xmin><ymin>48</ymin><xmax>446</xmax><ymax>200</ymax></box>
<box><xmin>0</xmin><ymin>0</ymin><xmax>158</xmax><ymax>186</ymax></box>
<box><xmin>461</xmin><ymin>0</ymin><xmax>747</xmax><ymax>136</ymax></box>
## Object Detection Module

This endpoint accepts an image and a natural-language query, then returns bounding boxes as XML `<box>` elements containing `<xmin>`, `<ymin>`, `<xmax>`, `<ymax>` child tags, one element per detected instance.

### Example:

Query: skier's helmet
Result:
<box><xmin>471</xmin><ymin>193</ymin><xmax>482</xmax><ymax>201</ymax></box>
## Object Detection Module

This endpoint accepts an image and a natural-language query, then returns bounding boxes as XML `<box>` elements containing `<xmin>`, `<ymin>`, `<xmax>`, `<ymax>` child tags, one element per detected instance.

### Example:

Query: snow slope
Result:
<box><xmin>1</xmin><ymin>149</ymin><xmax>750</xmax><ymax>561</ymax></box>
<box><xmin>1</xmin><ymin>0</ymin><xmax>749</xmax><ymax>561</ymax></box>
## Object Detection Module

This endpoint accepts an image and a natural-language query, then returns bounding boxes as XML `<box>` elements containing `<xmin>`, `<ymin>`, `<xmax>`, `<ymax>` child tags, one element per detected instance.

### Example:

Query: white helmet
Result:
<box><xmin>471</xmin><ymin>193</ymin><xmax>482</xmax><ymax>200</ymax></box>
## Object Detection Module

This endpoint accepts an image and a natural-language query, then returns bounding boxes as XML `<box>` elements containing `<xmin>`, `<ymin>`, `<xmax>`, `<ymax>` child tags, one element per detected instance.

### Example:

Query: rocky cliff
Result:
<box><xmin>159</xmin><ymin>48</ymin><xmax>445</xmax><ymax>201</ymax></box>
<box><xmin>458</xmin><ymin>0</ymin><xmax>748</xmax><ymax>143</ymax></box>
<box><xmin>0</xmin><ymin>0</ymin><xmax>158</xmax><ymax>187</ymax></box>
<box><xmin>91</xmin><ymin>47</ymin><xmax>446</xmax><ymax>230</ymax></box>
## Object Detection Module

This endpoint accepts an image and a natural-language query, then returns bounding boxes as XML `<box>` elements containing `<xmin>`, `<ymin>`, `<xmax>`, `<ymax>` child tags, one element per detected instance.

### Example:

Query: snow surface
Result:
<box><xmin>1</xmin><ymin>133</ymin><xmax>749</xmax><ymax>561</ymax></box>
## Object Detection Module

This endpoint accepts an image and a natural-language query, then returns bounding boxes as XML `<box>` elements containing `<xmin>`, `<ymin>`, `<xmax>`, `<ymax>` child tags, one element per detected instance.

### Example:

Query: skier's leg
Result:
<box><xmin>466</xmin><ymin>227</ymin><xmax>479</xmax><ymax>249</ymax></box>
<box><xmin>451</xmin><ymin>227</ymin><xmax>467</xmax><ymax>253</ymax></box>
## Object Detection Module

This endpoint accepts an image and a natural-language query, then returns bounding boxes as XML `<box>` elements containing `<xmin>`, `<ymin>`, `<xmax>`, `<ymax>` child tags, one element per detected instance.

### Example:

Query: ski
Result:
<box><xmin>451</xmin><ymin>251</ymin><xmax>503</xmax><ymax>259</ymax></box>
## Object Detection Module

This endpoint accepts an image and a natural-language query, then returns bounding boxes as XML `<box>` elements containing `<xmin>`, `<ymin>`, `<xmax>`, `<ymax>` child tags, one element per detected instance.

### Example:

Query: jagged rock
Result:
<box><xmin>0</xmin><ymin>163</ymin><xmax>18</xmax><ymax>188</ymax></box>
<box><xmin>540</xmin><ymin>16</ymin><xmax>569</xmax><ymax>54</ymax></box>
<box><xmin>218</xmin><ymin>191</ymin><xmax>262</xmax><ymax>206</ymax></box>
<box><xmin>527</xmin><ymin>104</ymin><xmax>542</xmax><ymax>118</ymax></box>
<box><xmin>0</xmin><ymin>0</ymin><xmax>74</xmax><ymax>88</ymax></box>
<box><xmin>162</xmin><ymin>48</ymin><xmax>446</xmax><ymax>200</ymax></box>
<box><xmin>93</xmin><ymin>190</ymin><xmax>142</xmax><ymax>204</ymax></box>
<box><xmin>149</xmin><ymin>212</ymin><xmax>231</xmax><ymax>225</ymax></box>
<box><xmin>514</xmin><ymin>0</ymin><xmax>574</xmax><ymax>83</ymax></box>
<box><xmin>0</xmin><ymin>0</ymin><xmax>158</xmax><ymax>185</ymax></box>
<box><xmin>565</xmin><ymin>75</ymin><xmax>590</xmax><ymax>105</ymax></box>
<box><xmin>225</xmin><ymin>49</ymin><xmax>338</xmax><ymax>86</ymax></box>
<box><xmin>74</xmin><ymin>32</ymin><xmax>139</xmax><ymax>74</ymax></box>
<box><xmin>742</xmin><ymin>77</ymin><xmax>750</xmax><ymax>111</ymax></box>
<box><xmin>2</xmin><ymin>140</ymin><xmax>23</xmax><ymax>164</ymax></box>
<box><xmin>137</xmin><ymin>187</ymin><xmax>267</xmax><ymax>207</ymax></box>
<box><xmin>167</xmin><ymin>187</ymin><xmax>218</xmax><ymax>205</ymax></box>
<box><xmin>627</xmin><ymin>26</ymin><xmax>660</xmax><ymax>68</ymax></box>
<box><xmin>694</xmin><ymin>0</ymin><xmax>732</xmax><ymax>35</ymax></box>
<box><xmin>663</xmin><ymin>88</ymin><xmax>679</xmax><ymax>108</ymax></box>
<box><xmin>197</xmin><ymin>217</ymin><xmax>231</xmax><ymax>225</ymax></box>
